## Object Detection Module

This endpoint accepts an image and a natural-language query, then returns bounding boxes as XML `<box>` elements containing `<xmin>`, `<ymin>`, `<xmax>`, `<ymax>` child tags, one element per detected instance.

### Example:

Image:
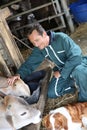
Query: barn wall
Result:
<box><xmin>0</xmin><ymin>7</ymin><xmax>24</xmax><ymax>76</ymax></box>
<box><xmin>0</xmin><ymin>0</ymin><xmax>75</xmax><ymax>50</ymax></box>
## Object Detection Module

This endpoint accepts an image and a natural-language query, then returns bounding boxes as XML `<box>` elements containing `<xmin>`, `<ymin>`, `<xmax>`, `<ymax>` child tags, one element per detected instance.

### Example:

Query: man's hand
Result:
<box><xmin>53</xmin><ymin>71</ymin><xmax>61</xmax><ymax>78</ymax></box>
<box><xmin>7</xmin><ymin>75</ymin><xmax>20</xmax><ymax>86</ymax></box>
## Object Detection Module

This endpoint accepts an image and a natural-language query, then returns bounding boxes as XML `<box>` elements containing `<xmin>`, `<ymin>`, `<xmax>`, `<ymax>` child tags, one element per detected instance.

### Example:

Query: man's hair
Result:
<box><xmin>26</xmin><ymin>23</ymin><xmax>45</xmax><ymax>36</ymax></box>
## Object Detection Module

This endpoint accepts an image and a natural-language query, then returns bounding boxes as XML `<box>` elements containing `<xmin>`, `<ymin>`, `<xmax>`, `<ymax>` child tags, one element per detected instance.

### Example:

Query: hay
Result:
<box><xmin>44</xmin><ymin>90</ymin><xmax>78</xmax><ymax>114</ymax></box>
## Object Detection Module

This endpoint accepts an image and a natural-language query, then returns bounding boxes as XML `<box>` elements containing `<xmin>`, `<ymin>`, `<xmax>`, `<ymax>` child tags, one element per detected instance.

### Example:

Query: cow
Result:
<box><xmin>42</xmin><ymin>102</ymin><xmax>87</xmax><ymax>130</ymax></box>
<box><xmin>0</xmin><ymin>76</ymin><xmax>31</xmax><ymax>98</ymax></box>
<box><xmin>0</xmin><ymin>75</ymin><xmax>43</xmax><ymax>104</ymax></box>
<box><xmin>0</xmin><ymin>95</ymin><xmax>41</xmax><ymax>130</ymax></box>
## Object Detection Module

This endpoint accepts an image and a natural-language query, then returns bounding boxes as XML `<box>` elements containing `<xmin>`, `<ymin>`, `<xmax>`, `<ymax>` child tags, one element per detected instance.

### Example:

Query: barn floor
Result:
<box><xmin>21</xmin><ymin>22</ymin><xmax>87</xmax><ymax>130</ymax></box>
<box><xmin>71</xmin><ymin>23</ymin><xmax>87</xmax><ymax>55</ymax></box>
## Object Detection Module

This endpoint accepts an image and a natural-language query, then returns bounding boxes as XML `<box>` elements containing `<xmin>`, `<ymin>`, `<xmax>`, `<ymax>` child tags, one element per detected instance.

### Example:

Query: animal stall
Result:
<box><xmin>0</xmin><ymin>0</ymin><xmax>75</xmax><ymax>49</ymax></box>
<box><xmin>0</xmin><ymin>7</ymin><xmax>52</xmax><ymax>130</ymax></box>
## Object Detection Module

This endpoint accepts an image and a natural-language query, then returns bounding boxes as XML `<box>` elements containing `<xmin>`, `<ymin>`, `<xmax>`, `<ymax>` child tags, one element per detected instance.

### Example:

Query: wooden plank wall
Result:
<box><xmin>0</xmin><ymin>7</ymin><xmax>24</xmax><ymax>76</ymax></box>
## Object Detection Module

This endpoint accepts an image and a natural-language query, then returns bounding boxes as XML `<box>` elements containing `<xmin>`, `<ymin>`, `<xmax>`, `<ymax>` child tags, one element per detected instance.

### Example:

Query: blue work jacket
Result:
<box><xmin>17</xmin><ymin>31</ymin><xmax>82</xmax><ymax>80</ymax></box>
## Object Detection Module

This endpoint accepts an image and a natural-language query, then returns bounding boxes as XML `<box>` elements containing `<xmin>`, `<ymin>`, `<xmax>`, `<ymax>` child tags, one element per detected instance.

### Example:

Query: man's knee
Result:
<box><xmin>47</xmin><ymin>90</ymin><xmax>58</xmax><ymax>98</ymax></box>
<box><xmin>78</xmin><ymin>89</ymin><xmax>87</xmax><ymax>102</ymax></box>
<box><xmin>72</xmin><ymin>64</ymin><xmax>84</xmax><ymax>78</ymax></box>
<box><xmin>47</xmin><ymin>77</ymin><xmax>57</xmax><ymax>98</ymax></box>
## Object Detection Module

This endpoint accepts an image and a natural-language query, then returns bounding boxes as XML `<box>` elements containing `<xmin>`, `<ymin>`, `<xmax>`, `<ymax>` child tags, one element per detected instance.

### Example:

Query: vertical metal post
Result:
<box><xmin>52</xmin><ymin>0</ymin><xmax>66</xmax><ymax>27</ymax></box>
<box><xmin>60</xmin><ymin>0</ymin><xmax>75</xmax><ymax>33</ymax></box>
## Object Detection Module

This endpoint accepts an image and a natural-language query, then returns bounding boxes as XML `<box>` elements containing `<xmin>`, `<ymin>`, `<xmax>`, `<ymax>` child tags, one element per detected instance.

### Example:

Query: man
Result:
<box><xmin>8</xmin><ymin>23</ymin><xmax>87</xmax><ymax>101</ymax></box>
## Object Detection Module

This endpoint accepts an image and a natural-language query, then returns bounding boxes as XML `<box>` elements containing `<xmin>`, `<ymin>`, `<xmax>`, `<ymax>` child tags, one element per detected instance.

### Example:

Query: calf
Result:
<box><xmin>0</xmin><ymin>95</ymin><xmax>41</xmax><ymax>130</ymax></box>
<box><xmin>42</xmin><ymin>102</ymin><xmax>87</xmax><ymax>130</ymax></box>
<box><xmin>0</xmin><ymin>76</ymin><xmax>30</xmax><ymax>97</ymax></box>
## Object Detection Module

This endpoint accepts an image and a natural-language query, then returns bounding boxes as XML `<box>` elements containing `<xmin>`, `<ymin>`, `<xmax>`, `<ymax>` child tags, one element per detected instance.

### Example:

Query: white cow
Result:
<box><xmin>0</xmin><ymin>95</ymin><xmax>41</xmax><ymax>130</ymax></box>
<box><xmin>0</xmin><ymin>76</ymin><xmax>30</xmax><ymax>97</ymax></box>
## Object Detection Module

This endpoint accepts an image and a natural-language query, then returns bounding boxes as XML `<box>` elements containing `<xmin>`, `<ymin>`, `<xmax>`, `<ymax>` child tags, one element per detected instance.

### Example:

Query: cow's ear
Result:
<box><xmin>4</xmin><ymin>95</ymin><xmax>10</xmax><ymax>105</ymax></box>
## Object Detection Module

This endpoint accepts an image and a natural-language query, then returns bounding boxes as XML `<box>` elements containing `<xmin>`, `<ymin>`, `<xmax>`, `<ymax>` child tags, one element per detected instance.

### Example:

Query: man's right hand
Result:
<box><xmin>7</xmin><ymin>75</ymin><xmax>20</xmax><ymax>86</ymax></box>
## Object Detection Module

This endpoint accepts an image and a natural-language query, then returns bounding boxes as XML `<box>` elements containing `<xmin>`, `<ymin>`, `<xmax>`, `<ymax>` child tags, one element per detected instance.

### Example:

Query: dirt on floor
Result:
<box><xmin>71</xmin><ymin>23</ymin><xmax>87</xmax><ymax>55</ymax></box>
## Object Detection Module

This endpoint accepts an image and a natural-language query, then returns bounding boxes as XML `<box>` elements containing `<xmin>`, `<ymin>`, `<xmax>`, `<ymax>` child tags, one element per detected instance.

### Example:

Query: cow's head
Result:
<box><xmin>0</xmin><ymin>78</ymin><xmax>30</xmax><ymax>97</ymax></box>
<box><xmin>2</xmin><ymin>95</ymin><xmax>41</xmax><ymax>129</ymax></box>
<box><xmin>12</xmin><ymin>78</ymin><xmax>31</xmax><ymax>96</ymax></box>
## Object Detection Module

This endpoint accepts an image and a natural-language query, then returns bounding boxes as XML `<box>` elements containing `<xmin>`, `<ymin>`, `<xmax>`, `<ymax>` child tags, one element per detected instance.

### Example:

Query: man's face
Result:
<box><xmin>28</xmin><ymin>30</ymin><xmax>49</xmax><ymax>50</ymax></box>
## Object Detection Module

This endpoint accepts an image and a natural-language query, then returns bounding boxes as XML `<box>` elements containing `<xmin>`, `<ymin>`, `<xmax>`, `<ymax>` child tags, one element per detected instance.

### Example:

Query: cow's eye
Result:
<box><xmin>7</xmin><ymin>104</ymin><xmax>11</xmax><ymax>109</ymax></box>
<box><xmin>20</xmin><ymin>112</ymin><xmax>27</xmax><ymax>116</ymax></box>
<box><xmin>14</xmin><ymin>83</ymin><xmax>16</xmax><ymax>86</ymax></box>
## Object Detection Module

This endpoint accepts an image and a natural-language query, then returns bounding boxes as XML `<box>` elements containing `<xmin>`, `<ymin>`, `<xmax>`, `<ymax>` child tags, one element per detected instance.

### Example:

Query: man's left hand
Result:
<box><xmin>53</xmin><ymin>71</ymin><xmax>61</xmax><ymax>78</ymax></box>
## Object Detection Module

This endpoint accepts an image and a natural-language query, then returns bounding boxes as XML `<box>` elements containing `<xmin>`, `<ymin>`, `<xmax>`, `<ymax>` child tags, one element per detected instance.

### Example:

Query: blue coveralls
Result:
<box><xmin>17</xmin><ymin>31</ymin><xmax>87</xmax><ymax>101</ymax></box>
